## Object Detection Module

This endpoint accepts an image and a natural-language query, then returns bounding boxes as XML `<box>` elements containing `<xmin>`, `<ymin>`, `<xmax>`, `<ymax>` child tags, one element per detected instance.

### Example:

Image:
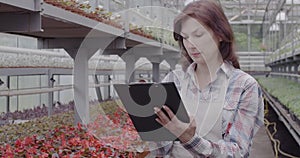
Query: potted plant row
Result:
<box><xmin>44</xmin><ymin>0</ymin><xmax>177</xmax><ymax>42</ymax></box>
<box><xmin>44</xmin><ymin>0</ymin><xmax>122</xmax><ymax>29</ymax></box>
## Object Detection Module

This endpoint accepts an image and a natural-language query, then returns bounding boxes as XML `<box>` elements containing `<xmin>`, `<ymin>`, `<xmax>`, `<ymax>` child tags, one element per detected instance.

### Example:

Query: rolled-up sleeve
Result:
<box><xmin>181</xmin><ymin>80</ymin><xmax>264</xmax><ymax>157</ymax></box>
<box><xmin>149</xmin><ymin>141</ymin><xmax>173</xmax><ymax>157</ymax></box>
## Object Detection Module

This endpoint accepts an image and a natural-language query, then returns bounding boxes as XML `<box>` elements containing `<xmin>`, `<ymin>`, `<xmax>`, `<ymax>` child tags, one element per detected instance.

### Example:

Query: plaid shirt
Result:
<box><xmin>155</xmin><ymin>62</ymin><xmax>264</xmax><ymax>157</ymax></box>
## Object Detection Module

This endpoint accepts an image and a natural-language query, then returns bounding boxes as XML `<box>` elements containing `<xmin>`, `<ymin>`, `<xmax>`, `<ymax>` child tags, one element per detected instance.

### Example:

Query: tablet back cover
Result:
<box><xmin>113</xmin><ymin>82</ymin><xmax>189</xmax><ymax>141</ymax></box>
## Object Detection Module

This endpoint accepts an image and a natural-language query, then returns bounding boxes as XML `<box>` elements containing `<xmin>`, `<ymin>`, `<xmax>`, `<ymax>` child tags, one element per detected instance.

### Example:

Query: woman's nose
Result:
<box><xmin>185</xmin><ymin>40</ymin><xmax>196</xmax><ymax>49</ymax></box>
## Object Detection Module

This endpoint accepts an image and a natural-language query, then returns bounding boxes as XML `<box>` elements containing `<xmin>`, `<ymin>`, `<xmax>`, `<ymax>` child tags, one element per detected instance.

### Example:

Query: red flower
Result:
<box><xmin>15</xmin><ymin>139</ymin><xmax>23</xmax><ymax>148</ymax></box>
<box><xmin>60</xmin><ymin>134</ymin><xmax>67</xmax><ymax>147</ymax></box>
<box><xmin>106</xmin><ymin>147</ymin><xmax>112</xmax><ymax>156</ymax></box>
<box><xmin>39</xmin><ymin>152</ymin><xmax>49</xmax><ymax>158</ymax></box>
<box><xmin>77</xmin><ymin>122</ymin><xmax>82</xmax><ymax>130</ymax></box>
<box><xmin>82</xmin><ymin>139</ymin><xmax>90</xmax><ymax>149</ymax></box>
<box><xmin>24</xmin><ymin>136</ymin><xmax>34</xmax><ymax>145</ymax></box>
<box><xmin>128</xmin><ymin>152</ymin><xmax>134</xmax><ymax>158</ymax></box>
<box><xmin>27</xmin><ymin>146</ymin><xmax>37</xmax><ymax>154</ymax></box>
<box><xmin>4</xmin><ymin>144</ymin><xmax>14</xmax><ymax>157</ymax></box>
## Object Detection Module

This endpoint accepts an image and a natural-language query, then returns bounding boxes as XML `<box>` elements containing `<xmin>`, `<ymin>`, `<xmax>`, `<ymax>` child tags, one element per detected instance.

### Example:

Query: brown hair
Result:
<box><xmin>173</xmin><ymin>0</ymin><xmax>240</xmax><ymax>71</ymax></box>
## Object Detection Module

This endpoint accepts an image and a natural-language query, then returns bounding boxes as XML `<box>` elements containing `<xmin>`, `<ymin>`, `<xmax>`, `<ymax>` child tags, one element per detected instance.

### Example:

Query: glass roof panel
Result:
<box><xmin>218</xmin><ymin>0</ymin><xmax>272</xmax><ymax>23</ymax></box>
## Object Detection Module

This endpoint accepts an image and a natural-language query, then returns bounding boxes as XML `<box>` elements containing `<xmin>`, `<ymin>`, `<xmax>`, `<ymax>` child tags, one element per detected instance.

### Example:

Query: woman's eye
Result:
<box><xmin>195</xmin><ymin>33</ymin><xmax>203</xmax><ymax>37</ymax></box>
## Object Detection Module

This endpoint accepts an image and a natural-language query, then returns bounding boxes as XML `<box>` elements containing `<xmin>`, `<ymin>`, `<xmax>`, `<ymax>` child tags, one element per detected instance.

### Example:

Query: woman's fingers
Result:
<box><xmin>155</xmin><ymin>118</ymin><xmax>163</xmax><ymax>125</ymax></box>
<box><xmin>162</xmin><ymin>105</ymin><xmax>176</xmax><ymax>121</ymax></box>
<box><xmin>155</xmin><ymin>106</ymin><xmax>183</xmax><ymax>125</ymax></box>
<box><xmin>154</xmin><ymin>107</ymin><xmax>170</xmax><ymax>124</ymax></box>
<box><xmin>155</xmin><ymin>106</ymin><xmax>195</xmax><ymax>139</ymax></box>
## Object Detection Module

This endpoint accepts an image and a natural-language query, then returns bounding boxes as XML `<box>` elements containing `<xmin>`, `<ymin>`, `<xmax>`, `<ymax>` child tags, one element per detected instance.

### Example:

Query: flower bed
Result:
<box><xmin>0</xmin><ymin>100</ymin><xmax>150</xmax><ymax>157</ymax></box>
<box><xmin>257</xmin><ymin>77</ymin><xmax>300</xmax><ymax>120</ymax></box>
<box><xmin>0</xmin><ymin>101</ymin><xmax>74</xmax><ymax>126</ymax></box>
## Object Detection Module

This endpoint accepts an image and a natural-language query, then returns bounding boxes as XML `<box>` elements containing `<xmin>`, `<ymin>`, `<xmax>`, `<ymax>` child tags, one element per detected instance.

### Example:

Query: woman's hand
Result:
<box><xmin>154</xmin><ymin>105</ymin><xmax>196</xmax><ymax>143</ymax></box>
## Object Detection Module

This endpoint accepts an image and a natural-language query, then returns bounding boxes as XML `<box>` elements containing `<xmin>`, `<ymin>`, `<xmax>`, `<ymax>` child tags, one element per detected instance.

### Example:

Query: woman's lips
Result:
<box><xmin>191</xmin><ymin>53</ymin><xmax>201</xmax><ymax>57</ymax></box>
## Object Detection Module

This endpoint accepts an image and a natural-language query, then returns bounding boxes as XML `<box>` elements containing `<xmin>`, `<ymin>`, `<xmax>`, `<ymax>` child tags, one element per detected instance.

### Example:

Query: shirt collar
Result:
<box><xmin>185</xmin><ymin>62</ymin><xmax>197</xmax><ymax>77</ymax></box>
<box><xmin>185</xmin><ymin>61</ymin><xmax>233</xmax><ymax>79</ymax></box>
<box><xmin>218</xmin><ymin>61</ymin><xmax>233</xmax><ymax>78</ymax></box>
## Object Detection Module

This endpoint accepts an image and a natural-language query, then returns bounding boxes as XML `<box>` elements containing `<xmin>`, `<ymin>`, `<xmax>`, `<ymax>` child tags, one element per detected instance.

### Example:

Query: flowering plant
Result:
<box><xmin>44</xmin><ymin>0</ymin><xmax>122</xmax><ymax>29</ymax></box>
<box><xmin>0</xmin><ymin>101</ymin><xmax>150</xmax><ymax>157</ymax></box>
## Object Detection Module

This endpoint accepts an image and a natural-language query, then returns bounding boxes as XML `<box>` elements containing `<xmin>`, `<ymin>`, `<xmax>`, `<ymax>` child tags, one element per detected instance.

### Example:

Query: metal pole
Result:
<box><xmin>6</xmin><ymin>76</ymin><xmax>10</xmax><ymax>113</ymax></box>
<box><xmin>48</xmin><ymin>69</ymin><xmax>54</xmax><ymax>116</ymax></box>
<box><xmin>94</xmin><ymin>75</ymin><xmax>103</xmax><ymax>102</ymax></box>
<box><xmin>152</xmin><ymin>62</ymin><xmax>160</xmax><ymax>82</ymax></box>
<box><xmin>16</xmin><ymin>76</ymin><xmax>19</xmax><ymax>111</ymax></box>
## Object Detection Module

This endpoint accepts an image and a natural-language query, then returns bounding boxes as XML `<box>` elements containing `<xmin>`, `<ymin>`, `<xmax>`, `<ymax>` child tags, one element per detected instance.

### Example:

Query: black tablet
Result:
<box><xmin>113</xmin><ymin>82</ymin><xmax>190</xmax><ymax>141</ymax></box>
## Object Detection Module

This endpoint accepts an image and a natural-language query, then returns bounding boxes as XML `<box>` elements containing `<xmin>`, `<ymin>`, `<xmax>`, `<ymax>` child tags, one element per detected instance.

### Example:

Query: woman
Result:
<box><xmin>152</xmin><ymin>0</ymin><xmax>264</xmax><ymax>157</ymax></box>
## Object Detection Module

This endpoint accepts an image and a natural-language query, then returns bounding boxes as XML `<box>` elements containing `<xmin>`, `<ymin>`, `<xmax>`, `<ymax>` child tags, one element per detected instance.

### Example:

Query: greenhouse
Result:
<box><xmin>0</xmin><ymin>0</ymin><xmax>299</xmax><ymax>157</ymax></box>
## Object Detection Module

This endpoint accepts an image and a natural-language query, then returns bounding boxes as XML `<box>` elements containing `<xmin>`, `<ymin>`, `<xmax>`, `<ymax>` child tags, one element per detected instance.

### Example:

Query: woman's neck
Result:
<box><xmin>194</xmin><ymin>60</ymin><xmax>223</xmax><ymax>90</ymax></box>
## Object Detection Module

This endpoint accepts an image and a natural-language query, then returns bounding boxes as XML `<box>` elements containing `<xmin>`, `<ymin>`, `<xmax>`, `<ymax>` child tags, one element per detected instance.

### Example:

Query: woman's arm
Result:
<box><xmin>180</xmin><ymin>81</ymin><xmax>264</xmax><ymax>157</ymax></box>
<box><xmin>149</xmin><ymin>70</ymin><xmax>183</xmax><ymax>157</ymax></box>
<box><xmin>149</xmin><ymin>141</ymin><xmax>173</xmax><ymax>157</ymax></box>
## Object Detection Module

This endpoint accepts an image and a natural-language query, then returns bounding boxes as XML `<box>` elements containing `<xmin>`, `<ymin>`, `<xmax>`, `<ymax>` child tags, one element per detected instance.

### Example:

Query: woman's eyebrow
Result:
<box><xmin>181</xmin><ymin>28</ymin><xmax>205</xmax><ymax>36</ymax></box>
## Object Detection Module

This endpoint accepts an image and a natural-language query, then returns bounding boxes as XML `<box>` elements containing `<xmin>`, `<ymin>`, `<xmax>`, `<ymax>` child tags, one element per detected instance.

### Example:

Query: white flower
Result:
<box><xmin>83</xmin><ymin>1</ymin><xmax>89</xmax><ymax>5</ymax></box>
<box><xmin>98</xmin><ymin>5</ymin><xmax>103</xmax><ymax>9</ymax></box>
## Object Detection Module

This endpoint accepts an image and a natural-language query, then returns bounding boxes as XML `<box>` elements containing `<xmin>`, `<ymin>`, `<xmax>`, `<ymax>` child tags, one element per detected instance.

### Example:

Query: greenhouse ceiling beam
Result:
<box><xmin>229</xmin><ymin>20</ymin><xmax>300</xmax><ymax>25</ymax></box>
<box><xmin>262</xmin><ymin>0</ymin><xmax>286</xmax><ymax>37</ymax></box>
<box><xmin>229</xmin><ymin>20</ymin><xmax>264</xmax><ymax>24</ymax></box>
<box><xmin>0</xmin><ymin>12</ymin><xmax>41</xmax><ymax>32</ymax></box>
<box><xmin>253</xmin><ymin>0</ymin><xmax>260</xmax><ymax>19</ymax></box>
<box><xmin>221</xmin><ymin>1</ymin><xmax>269</xmax><ymax>6</ymax></box>
<box><xmin>226</xmin><ymin>11</ymin><xmax>265</xmax><ymax>17</ymax></box>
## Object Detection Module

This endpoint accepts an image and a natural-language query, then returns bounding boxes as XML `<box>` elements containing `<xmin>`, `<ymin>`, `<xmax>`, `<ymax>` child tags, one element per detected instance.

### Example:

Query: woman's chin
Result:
<box><xmin>192</xmin><ymin>57</ymin><xmax>207</xmax><ymax>65</ymax></box>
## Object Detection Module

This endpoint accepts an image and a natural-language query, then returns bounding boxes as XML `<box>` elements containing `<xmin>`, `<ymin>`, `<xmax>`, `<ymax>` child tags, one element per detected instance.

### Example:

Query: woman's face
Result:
<box><xmin>180</xmin><ymin>17</ymin><xmax>223</xmax><ymax>65</ymax></box>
